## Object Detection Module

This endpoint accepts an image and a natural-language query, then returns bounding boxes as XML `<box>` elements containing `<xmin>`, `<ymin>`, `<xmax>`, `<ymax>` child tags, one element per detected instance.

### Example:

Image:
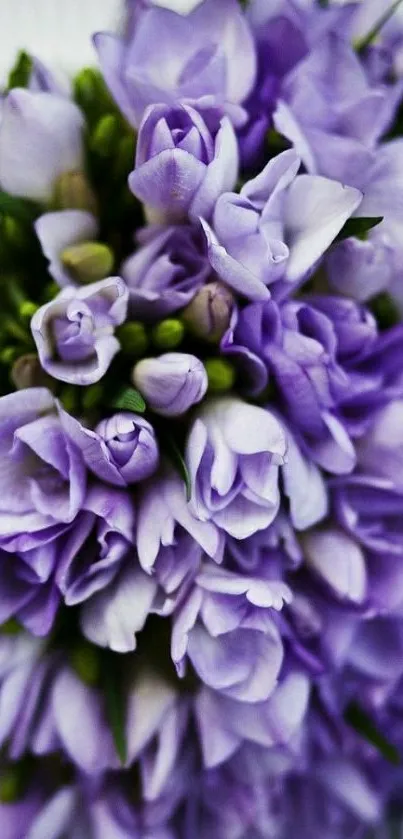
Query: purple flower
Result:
<box><xmin>172</xmin><ymin>572</ymin><xmax>286</xmax><ymax>703</ymax></box>
<box><xmin>186</xmin><ymin>397</ymin><xmax>287</xmax><ymax>539</ymax></box>
<box><xmin>129</xmin><ymin>103</ymin><xmax>238</xmax><ymax>223</ymax></box>
<box><xmin>31</xmin><ymin>277</ymin><xmax>129</xmax><ymax>385</ymax></box>
<box><xmin>35</xmin><ymin>210</ymin><xmax>99</xmax><ymax>289</ymax></box>
<box><xmin>122</xmin><ymin>223</ymin><xmax>212</xmax><ymax>321</ymax></box>
<box><xmin>0</xmin><ymin>89</ymin><xmax>84</xmax><ymax>202</ymax></box>
<box><xmin>60</xmin><ymin>409</ymin><xmax>159</xmax><ymax>486</ymax></box>
<box><xmin>136</xmin><ymin>469</ymin><xmax>220</xmax><ymax>574</ymax></box>
<box><xmin>201</xmin><ymin>149</ymin><xmax>362</xmax><ymax>301</ymax></box>
<box><xmin>95</xmin><ymin>0</ymin><xmax>257</xmax><ymax>128</ymax></box>
<box><xmin>133</xmin><ymin>352</ymin><xmax>207</xmax><ymax>417</ymax></box>
<box><xmin>223</xmin><ymin>295</ymin><xmax>383</xmax><ymax>474</ymax></box>
<box><xmin>273</xmin><ymin>34</ymin><xmax>401</xmax><ymax>188</ymax></box>
<box><xmin>0</xmin><ymin>389</ymin><xmax>86</xmax><ymax>553</ymax></box>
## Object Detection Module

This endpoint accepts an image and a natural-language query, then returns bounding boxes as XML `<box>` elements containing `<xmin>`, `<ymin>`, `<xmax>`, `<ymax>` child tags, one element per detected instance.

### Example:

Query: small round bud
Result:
<box><xmin>70</xmin><ymin>643</ymin><xmax>100</xmax><ymax>686</ymax></box>
<box><xmin>182</xmin><ymin>282</ymin><xmax>234</xmax><ymax>343</ymax></box>
<box><xmin>11</xmin><ymin>353</ymin><xmax>53</xmax><ymax>390</ymax></box>
<box><xmin>0</xmin><ymin>769</ymin><xmax>23</xmax><ymax>804</ymax></box>
<box><xmin>0</xmin><ymin>347</ymin><xmax>18</xmax><ymax>366</ymax></box>
<box><xmin>53</xmin><ymin>170</ymin><xmax>98</xmax><ymax>215</ymax></box>
<box><xmin>19</xmin><ymin>300</ymin><xmax>38</xmax><ymax>320</ymax></box>
<box><xmin>82</xmin><ymin>383</ymin><xmax>104</xmax><ymax>413</ymax></box>
<box><xmin>205</xmin><ymin>358</ymin><xmax>236</xmax><ymax>393</ymax></box>
<box><xmin>117</xmin><ymin>322</ymin><xmax>149</xmax><ymax>358</ymax></box>
<box><xmin>152</xmin><ymin>319</ymin><xmax>185</xmax><ymax>350</ymax></box>
<box><xmin>61</xmin><ymin>241</ymin><xmax>114</xmax><ymax>284</ymax></box>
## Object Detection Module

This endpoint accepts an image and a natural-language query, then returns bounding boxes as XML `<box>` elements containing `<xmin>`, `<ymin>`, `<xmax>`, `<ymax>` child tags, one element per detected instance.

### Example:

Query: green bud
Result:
<box><xmin>70</xmin><ymin>643</ymin><xmax>100</xmax><ymax>686</ymax></box>
<box><xmin>0</xmin><ymin>769</ymin><xmax>23</xmax><ymax>804</ymax></box>
<box><xmin>44</xmin><ymin>281</ymin><xmax>60</xmax><ymax>302</ymax></box>
<box><xmin>52</xmin><ymin>170</ymin><xmax>98</xmax><ymax>215</ymax></box>
<box><xmin>117</xmin><ymin>322</ymin><xmax>149</xmax><ymax>358</ymax></box>
<box><xmin>0</xmin><ymin>347</ymin><xmax>18</xmax><ymax>366</ymax></box>
<box><xmin>152</xmin><ymin>319</ymin><xmax>185</xmax><ymax>350</ymax></box>
<box><xmin>82</xmin><ymin>383</ymin><xmax>104</xmax><ymax>413</ymax></box>
<box><xmin>91</xmin><ymin>114</ymin><xmax>121</xmax><ymax>157</ymax></box>
<box><xmin>205</xmin><ymin>358</ymin><xmax>236</xmax><ymax>393</ymax></box>
<box><xmin>0</xmin><ymin>618</ymin><xmax>21</xmax><ymax>635</ymax></box>
<box><xmin>114</xmin><ymin>135</ymin><xmax>136</xmax><ymax>181</ymax></box>
<box><xmin>74</xmin><ymin>68</ymin><xmax>115</xmax><ymax>121</ymax></box>
<box><xmin>2</xmin><ymin>215</ymin><xmax>26</xmax><ymax>248</ymax></box>
<box><xmin>59</xmin><ymin>385</ymin><xmax>80</xmax><ymax>415</ymax></box>
<box><xmin>19</xmin><ymin>301</ymin><xmax>38</xmax><ymax>320</ymax></box>
<box><xmin>61</xmin><ymin>241</ymin><xmax>114</xmax><ymax>284</ymax></box>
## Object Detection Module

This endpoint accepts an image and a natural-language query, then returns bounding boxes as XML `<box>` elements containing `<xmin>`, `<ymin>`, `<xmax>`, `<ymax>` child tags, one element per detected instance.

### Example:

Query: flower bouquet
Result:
<box><xmin>1</xmin><ymin>0</ymin><xmax>403</xmax><ymax>836</ymax></box>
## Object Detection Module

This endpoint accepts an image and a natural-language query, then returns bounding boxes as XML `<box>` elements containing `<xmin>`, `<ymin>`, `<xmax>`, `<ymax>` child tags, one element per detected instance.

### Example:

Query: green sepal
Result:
<box><xmin>7</xmin><ymin>50</ymin><xmax>33</xmax><ymax>90</ymax></box>
<box><xmin>110</xmin><ymin>387</ymin><xmax>147</xmax><ymax>414</ymax></box>
<box><xmin>164</xmin><ymin>436</ymin><xmax>192</xmax><ymax>502</ymax></box>
<box><xmin>103</xmin><ymin>658</ymin><xmax>127</xmax><ymax>766</ymax></box>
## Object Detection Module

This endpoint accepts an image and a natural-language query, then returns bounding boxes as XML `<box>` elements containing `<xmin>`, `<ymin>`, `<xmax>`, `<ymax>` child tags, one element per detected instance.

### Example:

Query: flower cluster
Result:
<box><xmin>1</xmin><ymin>0</ymin><xmax>403</xmax><ymax>836</ymax></box>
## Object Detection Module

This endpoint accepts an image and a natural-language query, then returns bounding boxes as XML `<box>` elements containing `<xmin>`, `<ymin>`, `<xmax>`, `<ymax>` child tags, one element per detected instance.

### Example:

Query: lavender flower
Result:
<box><xmin>186</xmin><ymin>397</ymin><xmax>287</xmax><ymax>538</ymax></box>
<box><xmin>31</xmin><ymin>277</ymin><xmax>129</xmax><ymax>385</ymax></box>
<box><xmin>95</xmin><ymin>0</ymin><xmax>257</xmax><ymax>128</ymax></box>
<box><xmin>133</xmin><ymin>352</ymin><xmax>207</xmax><ymax>417</ymax></box>
<box><xmin>201</xmin><ymin>149</ymin><xmax>362</xmax><ymax>300</ymax></box>
<box><xmin>129</xmin><ymin>103</ymin><xmax>238</xmax><ymax>223</ymax></box>
<box><xmin>0</xmin><ymin>89</ymin><xmax>84</xmax><ymax>202</ymax></box>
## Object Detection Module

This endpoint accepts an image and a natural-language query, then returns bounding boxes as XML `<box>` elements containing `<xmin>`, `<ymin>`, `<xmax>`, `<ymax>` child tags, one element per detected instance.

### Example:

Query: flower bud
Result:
<box><xmin>182</xmin><ymin>282</ymin><xmax>234</xmax><ymax>343</ymax></box>
<box><xmin>117</xmin><ymin>322</ymin><xmax>149</xmax><ymax>358</ymax></box>
<box><xmin>132</xmin><ymin>352</ymin><xmax>207</xmax><ymax>417</ymax></box>
<box><xmin>11</xmin><ymin>353</ymin><xmax>54</xmax><ymax>390</ymax></box>
<box><xmin>95</xmin><ymin>412</ymin><xmax>160</xmax><ymax>484</ymax></box>
<box><xmin>91</xmin><ymin>114</ymin><xmax>120</xmax><ymax>157</ymax></box>
<box><xmin>205</xmin><ymin>358</ymin><xmax>236</xmax><ymax>393</ymax></box>
<box><xmin>53</xmin><ymin>170</ymin><xmax>98</xmax><ymax>215</ymax></box>
<box><xmin>152</xmin><ymin>319</ymin><xmax>185</xmax><ymax>350</ymax></box>
<box><xmin>61</xmin><ymin>241</ymin><xmax>114</xmax><ymax>284</ymax></box>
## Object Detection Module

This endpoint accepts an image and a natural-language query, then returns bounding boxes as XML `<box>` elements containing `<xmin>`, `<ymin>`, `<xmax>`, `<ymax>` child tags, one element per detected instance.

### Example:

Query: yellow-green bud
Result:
<box><xmin>152</xmin><ymin>319</ymin><xmax>185</xmax><ymax>350</ymax></box>
<box><xmin>19</xmin><ymin>300</ymin><xmax>38</xmax><ymax>320</ymax></box>
<box><xmin>91</xmin><ymin>114</ymin><xmax>120</xmax><ymax>157</ymax></box>
<box><xmin>0</xmin><ymin>618</ymin><xmax>21</xmax><ymax>635</ymax></box>
<box><xmin>61</xmin><ymin>241</ymin><xmax>114</xmax><ymax>284</ymax></box>
<box><xmin>53</xmin><ymin>170</ymin><xmax>98</xmax><ymax>215</ymax></box>
<box><xmin>70</xmin><ymin>643</ymin><xmax>100</xmax><ymax>686</ymax></box>
<box><xmin>117</xmin><ymin>322</ymin><xmax>149</xmax><ymax>358</ymax></box>
<box><xmin>205</xmin><ymin>358</ymin><xmax>236</xmax><ymax>393</ymax></box>
<box><xmin>2</xmin><ymin>216</ymin><xmax>25</xmax><ymax>249</ymax></box>
<box><xmin>0</xmin><ymin>769</ymin><xmax>23</xmax><ymax>804</ymax></box>
<box><xmin>0</xmin><ymin>347</ymin><xmax>18</xmax><ymax>366</ymax></box>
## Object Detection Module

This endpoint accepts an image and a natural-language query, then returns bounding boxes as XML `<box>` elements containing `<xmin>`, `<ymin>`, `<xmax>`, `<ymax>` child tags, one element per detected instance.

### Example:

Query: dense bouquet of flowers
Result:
<box><xmin>2</xmin><ymin>0</ymin><xmax>403</xmax><ymax>836</ymax></box>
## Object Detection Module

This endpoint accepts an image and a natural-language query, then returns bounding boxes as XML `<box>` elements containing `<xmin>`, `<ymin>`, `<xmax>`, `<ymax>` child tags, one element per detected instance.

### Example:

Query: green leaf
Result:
<box><xmin>110</xmin><ymin>387</ymin><xmax>146</xmax><ymax>414</ymax></box>
<box><xmin>356</xmin><ymin>0</ymin><xmax>403</xmax><ymax>53</ymax></box>
<box><xmin>165</xmin><ymin>436</ymin><xmax>192</xmax><ymax>502</ymax></box>
<box><xmin>7</xmin><ymin>50</ymin><xmax>33</xmax><ymax>90</ymax></box>
<box><xmin>344</xmin><ymin>702</ymin><xmax>400</xmax><ymax>765</ymax></box>
<box><xmin>336</xmin><ymin>216</ymin><xmax>384</xmax><ymax>242</ymax></box>
<box><xmin>104</xmin><ymin>666</ymin><xmax>127</xmax><ymax>765</ymax></box>
<box><xmin>0</xmin><ymin>192</ymin><xmax>39</xmax><ymax>224</ymax></box>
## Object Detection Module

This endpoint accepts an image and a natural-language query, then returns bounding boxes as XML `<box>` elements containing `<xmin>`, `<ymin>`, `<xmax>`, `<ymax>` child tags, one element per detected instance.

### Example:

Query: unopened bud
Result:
<box><xmin>117</xmin><ymin>322</ymin><xmax>149</xmax><ymax>358</ymax></box>
<box><xmin>91</xmin><ymin>114</ymin><xmax>120</xmax><ymax>157</ymax></box>
<box><xmin>182</xmin><ymin>282</ymin><xmax>234</xmax><ymax>343</ymax></box>
<box><xmin>133</xmin><ymin>353</ymin><xmax>207</xmax><ymax>417</ymax></box>
<box><xmin>0</xmin><ymin>769</ymin><xmax>23</xmax><ymax>804</ymax></box>
<box><xmin>152</xmin><ymin>319</ymin><xmax>185</xmax><ymax>350</ymax></box>
<box><xmin>53</xmin><ymin>170</ymin><xmax>98</xmax><ymax>215</ymax></box>
<box><xmin>205</xmin><ymin>358</ymin><xmax>236</xmax><ymax>393</ymax></box>
<box><xmin>70</xmin><ymin>643</ymin><xmax>100</xmax><ymax>686</ymax></box>
<box><xmin>11</xmin><ymin>353</ymin><xmax>53</xmax><ymax>390</ymax></box>
<box><xmin>61</xmin><ymin>241</ymin><xmax>114</xmax><ymax>284</ymax></box>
